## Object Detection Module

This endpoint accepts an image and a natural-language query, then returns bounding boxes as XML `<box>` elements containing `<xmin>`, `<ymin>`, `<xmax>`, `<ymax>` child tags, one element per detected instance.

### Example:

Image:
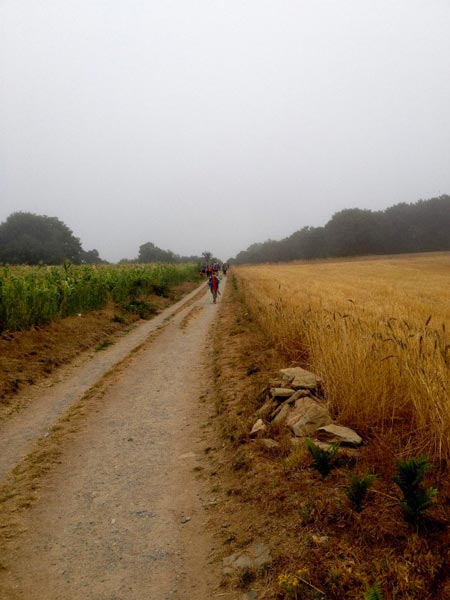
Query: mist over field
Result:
<box><xmin>1</xmin><ymin>1</ymin><xmax>450</xmax><ymax>262</ymax></box>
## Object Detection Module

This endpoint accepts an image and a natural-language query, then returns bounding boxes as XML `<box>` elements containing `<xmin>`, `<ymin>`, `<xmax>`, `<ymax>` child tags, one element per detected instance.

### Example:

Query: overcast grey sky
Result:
<box><xmin>1</xmin><ymin>1</ymin><xmax>450</xmax><ymax>262</ymax></box>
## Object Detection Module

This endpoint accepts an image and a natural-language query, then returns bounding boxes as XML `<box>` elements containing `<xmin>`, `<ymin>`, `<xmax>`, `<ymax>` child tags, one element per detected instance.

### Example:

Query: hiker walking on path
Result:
<box><xmin>208</xmin><ymin>272</ymin><xmax>220</xmax><ymax>303</ymax></box>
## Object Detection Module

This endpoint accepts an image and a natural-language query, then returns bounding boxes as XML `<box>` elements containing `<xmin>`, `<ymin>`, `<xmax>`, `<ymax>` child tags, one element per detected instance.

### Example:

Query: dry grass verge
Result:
<box><xmin>210</xmin><ymin>270</ymin><xmax>450</xmax><ymax>599</ymax></box>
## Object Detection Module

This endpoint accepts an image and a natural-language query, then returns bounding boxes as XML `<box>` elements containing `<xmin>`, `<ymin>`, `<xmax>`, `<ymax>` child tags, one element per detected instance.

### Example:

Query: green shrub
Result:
<box><xmin>121</xmin><ymin>300</ymin><xmax>159</xmax><ymax>319</ymax></box>
<box><xmin>345</xmin><ymin>470</ymin><xmax>377</xmax><ymax>512</ymax></box>
<box><xmin>112</xmin><ymin>314</ymin><xmax>125</xmax><ymax>323</ymax></box>
<box><xmin>393</xmin><ymin>455</ymin><xmax>437</xmax><ymax>522</ymax></box>
<box><xmin>364</xmin><ymin>582</ymin><xmax>383</xmax><ymax>599</ymax></box>
<box><xmin>305</xmin><ymin>439</ymin><xmax>339</xmax><ymax>478</ymax></box>
<box><xmin>95</xmin><ymin>340</ymin><xmax>113</xmax><ymax>352</ymax></box>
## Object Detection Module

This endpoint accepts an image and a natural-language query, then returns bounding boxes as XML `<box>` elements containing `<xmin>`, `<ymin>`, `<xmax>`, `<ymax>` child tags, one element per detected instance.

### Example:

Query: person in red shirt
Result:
<box><xmin>207</xmin><ymin>272</ymin><xmax>220</xmax><ymax>303</ymax></box>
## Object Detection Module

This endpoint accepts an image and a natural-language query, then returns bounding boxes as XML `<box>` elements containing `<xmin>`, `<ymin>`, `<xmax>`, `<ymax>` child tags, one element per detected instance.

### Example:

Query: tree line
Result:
<box><xmin>0</xmin><ymin>212</ymin><xmax>207</xmax><ymax>265</ymax></box>
<box><xmin>234</xmin><ymin>195</ymin><xmax>450</xmax><ymax>264</ymax></box>
<box><xmin>3</xmin><ymin>196</ymin><xmax>450</xmax><ymax>266</ymax></box>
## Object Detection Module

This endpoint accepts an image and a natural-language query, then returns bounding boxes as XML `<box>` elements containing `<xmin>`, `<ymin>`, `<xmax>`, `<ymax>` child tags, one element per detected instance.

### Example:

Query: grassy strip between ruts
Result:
<box><xmin>210</xmin><ymin>271</ymin><xmax>450</xmax><ymax>600</ymax></box>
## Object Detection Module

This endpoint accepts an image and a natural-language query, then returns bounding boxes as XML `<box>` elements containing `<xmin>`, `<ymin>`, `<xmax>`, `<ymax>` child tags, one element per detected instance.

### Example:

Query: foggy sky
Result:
<box><xmin>1</xmin><ymin>1</ymin><xmax>450</xmax><ymax>262</ymax></box>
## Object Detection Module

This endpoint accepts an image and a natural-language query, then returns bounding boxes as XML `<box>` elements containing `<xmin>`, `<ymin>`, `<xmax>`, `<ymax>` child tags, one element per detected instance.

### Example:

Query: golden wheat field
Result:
<box><xmin>234</xmin><ymin>252</ymin><xmax>450</xmax><ymax>462</ymax></box>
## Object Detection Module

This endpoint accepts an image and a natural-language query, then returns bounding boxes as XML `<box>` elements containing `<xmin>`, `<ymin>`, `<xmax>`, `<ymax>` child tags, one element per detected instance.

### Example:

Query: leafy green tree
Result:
<box><xmin>282</xmin><ymin>226</ymin><xmax>327</xmax><ymax>260</ymax></box>
<box><xmin>0</xmin><ymin>212</ymin><xmax>83</xmax><ymax>265</ymax></box>
<box><xmin>138</xmin><ymin>242</ymin><xmax>177</xmax><ymax>263</ymax></box>
<box><xmin>325</xmin><ymin>208</ymin><xmax>385</xmax><ymax>257</ymax></box>
<box><xmin>81</xmin><ymin>249</ymin><xmax>106</xmax><ymax>264</ymax></box>
<box><xmin>384</xmin><ymin>196</ymin><xmax>450</xmax><ymax>253</ymax></box>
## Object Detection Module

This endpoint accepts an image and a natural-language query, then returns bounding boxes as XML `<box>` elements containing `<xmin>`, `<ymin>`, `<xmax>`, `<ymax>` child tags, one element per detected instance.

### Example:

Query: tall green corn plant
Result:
<box><xmin>0</xmin><ymin>263</ymin><xmax>200</xmax><ymax>332</ymax></box>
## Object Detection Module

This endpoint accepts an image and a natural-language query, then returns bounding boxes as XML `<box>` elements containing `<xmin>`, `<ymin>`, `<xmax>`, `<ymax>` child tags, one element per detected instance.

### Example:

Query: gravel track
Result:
<box><xmin>0</xmin><ymin>279</ymin><xmax>234</xmax><ymax>599</ymax></box>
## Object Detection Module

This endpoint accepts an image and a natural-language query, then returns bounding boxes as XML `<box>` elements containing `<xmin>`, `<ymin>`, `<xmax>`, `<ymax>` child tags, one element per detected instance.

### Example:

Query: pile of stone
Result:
<box><xmin>250</xmin><ymin>367</ymin><xmax>362</xmax><ymax>447</ymax></box>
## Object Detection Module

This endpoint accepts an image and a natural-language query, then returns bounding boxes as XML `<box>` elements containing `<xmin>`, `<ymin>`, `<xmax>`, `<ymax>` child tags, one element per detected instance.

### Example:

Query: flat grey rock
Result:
<box><xmin>279</xmin><ymin>367</ymin><xmax>321</xmax><ymax>390</ymax></box>
<box><xmin>271</xmin><ymin>389</ymin><xmax>311</xmax><ymax>421</ymax></box>
<box><xmin>223</xmin><ymin>543</ymin><xmax>272</xmax><ymax>575</ymax></box>
<box><xmin>250</xmin><ymin>418</ymin><xmax>267</xmax><ymax>436</ymax></box>
<box><xmin>271</xmin><ymin>402</ymin><xmax>291</xmax><ymax>424</ymax></box>
<box><xmin>270</xmin><ymin>387</ymin><xmax>295</xmax><ymax>398</ymax></box>
<box><xmin>286</xmin><ymin>397</ymin><xmax>332</xmax><ymax>437</ymax></box>
<box><xmin>316</xmin><ymin>424</ymin><xmax>362</xmax><ymax>446</ymax></box>
<box><xmin>256</xmin><ymin>399</ymin><xmax>277</xmax><ymax>418</ymax></box>
<box><xmin>259</xmin><ymin>438</ymin><xmax>280</xmax><ymax>449</ymax></box>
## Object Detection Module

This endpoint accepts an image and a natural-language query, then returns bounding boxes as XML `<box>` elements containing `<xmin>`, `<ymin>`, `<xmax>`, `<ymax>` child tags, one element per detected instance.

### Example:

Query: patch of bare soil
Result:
<box><xmin>206</xmin><ymin>277</ymin><xmax>450</xmax><ymax>599</ymax></box>
<box><xmin>0</xmin><ymin>281</ymin><xmax>199</xmax><ymax>421</ymax></box>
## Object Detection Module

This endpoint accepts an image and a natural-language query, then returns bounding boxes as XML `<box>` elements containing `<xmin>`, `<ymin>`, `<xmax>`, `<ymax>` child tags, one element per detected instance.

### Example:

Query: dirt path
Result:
<box><xmin>0</xmin><ymin>283</ymin><xmax>205</xmax><ymax>481</ymax></box>
<box><xmin>0</xmin><ymin>280</ymin><xmax>234</xmax><ymax>599</ymax></box>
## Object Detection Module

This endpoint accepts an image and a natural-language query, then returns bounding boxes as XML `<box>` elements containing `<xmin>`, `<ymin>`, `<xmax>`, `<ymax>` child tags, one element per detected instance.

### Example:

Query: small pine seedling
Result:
<box><xmin>364</xmin><ymin>582</ymin><xmax>383</xmax><ymax>599</ymax></box>
<box><xmin>345</xmin><ymin>470</ymin><xmax>377</xmax><ymax>512</ymax></box>
<box><xmin>393</xmin><ymin>455</ymin><xmax>438</xmax><ymax>522</ymax></box>
<box><xmin>305</xmin><ymin>439</ymin><xmax>339</xmax><ymax>478</ymax></box>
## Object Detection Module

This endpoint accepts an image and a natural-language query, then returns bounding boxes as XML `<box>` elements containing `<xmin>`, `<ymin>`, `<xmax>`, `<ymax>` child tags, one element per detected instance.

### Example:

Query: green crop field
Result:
<box><xmin>0</xmin><ymin>262</ymin><xmax>200</xmax><ymax>332</ymax></box>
